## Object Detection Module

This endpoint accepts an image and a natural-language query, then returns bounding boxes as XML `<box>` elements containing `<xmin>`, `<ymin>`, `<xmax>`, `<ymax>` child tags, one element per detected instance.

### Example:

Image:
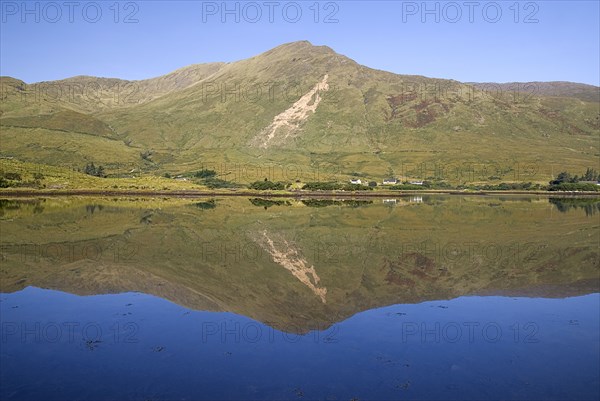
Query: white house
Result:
<box><xmin>382</xmin><ymin>178</ymin><xmax>398</xmax><ymax>185</ymax></box>
<box><xmin>409</xmin><ymin>180</ymin><xmax>424</xmax><ymax>185</ymax></box>
<box><xmin>350</xmin><ymin>179</ymin><xmax>362</xmax><ymax>185</ymax></box>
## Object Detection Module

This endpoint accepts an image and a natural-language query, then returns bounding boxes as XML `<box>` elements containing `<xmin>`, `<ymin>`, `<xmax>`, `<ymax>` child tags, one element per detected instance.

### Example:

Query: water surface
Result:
<box><xmin>1</xmin><ymin>196</ymin><xmax>598</xmax><ymax>400</ymax></box>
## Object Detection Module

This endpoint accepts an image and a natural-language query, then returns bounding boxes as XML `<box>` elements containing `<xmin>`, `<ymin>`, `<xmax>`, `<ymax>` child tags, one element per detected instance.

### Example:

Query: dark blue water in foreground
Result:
<box><xmin>1</xmin><ymin>287</ymin><xmax>598</xmax><ymax>400</ymax></box>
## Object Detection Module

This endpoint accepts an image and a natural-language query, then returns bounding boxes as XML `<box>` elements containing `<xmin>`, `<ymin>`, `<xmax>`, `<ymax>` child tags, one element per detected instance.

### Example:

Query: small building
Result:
<box><xmin>382</xmin><ymin>199</ymin><xmax>397</xmax><ymax>205</ymax></box>
<box><xmin>382</xmin><ymin>178</ymin><xmax>398</xmax><ymax>185</ymax></box>
<box><xmin>350</xmin><ymin>179</ymin><xmax>362</xmax><ymax>185</ymax></box>
<box><xmin>409</xmin><ymin>180</ymin><xmax>424</xmax><ymax>185</ymax></box>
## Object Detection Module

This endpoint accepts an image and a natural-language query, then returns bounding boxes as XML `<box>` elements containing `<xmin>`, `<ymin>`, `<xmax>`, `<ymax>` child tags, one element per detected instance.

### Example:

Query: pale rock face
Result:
<box><xmin>251</xmin><ymin>74</ymin><xmax>330</xmax><ymax>149</ymax></box>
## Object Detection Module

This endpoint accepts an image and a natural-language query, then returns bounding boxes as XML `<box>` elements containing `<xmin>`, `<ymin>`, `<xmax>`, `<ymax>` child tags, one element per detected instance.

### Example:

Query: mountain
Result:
<box><xmin>1</xmin><ymin>41</ymin><xmax>598</xmax><ymax>185</ymax></box>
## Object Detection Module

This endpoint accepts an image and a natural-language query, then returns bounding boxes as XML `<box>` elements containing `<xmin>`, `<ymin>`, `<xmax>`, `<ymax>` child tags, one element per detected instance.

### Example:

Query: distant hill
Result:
<box><xmin>1</xmin><ymin>41</ymin><xmax>598</xmax><ymax>185</ymax></box>
<box><xmin>469</xmin><ymin>81</ymin><xmax>600</xmax><ymax>103</ymax></box>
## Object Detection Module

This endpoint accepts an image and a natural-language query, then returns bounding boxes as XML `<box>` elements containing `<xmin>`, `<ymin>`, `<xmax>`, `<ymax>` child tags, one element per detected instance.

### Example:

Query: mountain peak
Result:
<box><xmin>265</xmin><ymin>40</ymin><xmax>336</xmax><ymax>56</ymax></box>
<box><xmin>281</xmin><ymin>40</ymin><xmax>314</xmax><ymax>48</ymax></box>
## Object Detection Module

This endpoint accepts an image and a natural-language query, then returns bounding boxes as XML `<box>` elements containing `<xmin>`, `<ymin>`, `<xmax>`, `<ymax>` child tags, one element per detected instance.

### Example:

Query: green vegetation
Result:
<box><xmin>460</xmin><ymin>182</ymin><xmax>544</xmax><ymax>191</ymax></box>
<box><xmin>0</xmin><ymin>159</ymin><xmax>204</xmax><ymax>191</ymax></box>
<box><xmin>302</xmin><ymin>182</ymin><xmax>342</xmax><ymax>191</ymax></box>
<box><xmin>548</xmin><ymin>182</ymin><xmax>599</xmax><ymax>192</ymax></box>
<box><xmin>202</xmin><ymin>178</ymin><xmax>239</xmax><ymax>189</ymax></box>
<box><xmin>83</xmin><ymin>163</ymin><xmax>105</xmax><ymax>178</ymax></box>
<box><xmin>301</xmin><ymin>182</ymin><xmax>373</xmax><ymax>191</ymax></box>
<box><xmin>548</xmin><ymin>168</ymin><xmax>600</xmax><ymax>191</ymax></box>
<box><xmin>550</xmin><ymin>168</ymin><xmax>599</xmax><ymax>185</ymax></box>
<box><xmin>194</xmin><ymin>169</ymin><xmax>217</xmax><ymax>179</ymax></box>
<box><xmin>248</xmin><ymin>180</ymin><xmax>289</xmax><ymax>190</ymax></box>
<box><xmin>1</xmin><ymin>42</ymin><xmax>598</xmax><ymax>189</ymax></box>
<box><xmin>0</xmin><ymin>170</ymin><xmax>42</xmax><ymax>189</ymax></box>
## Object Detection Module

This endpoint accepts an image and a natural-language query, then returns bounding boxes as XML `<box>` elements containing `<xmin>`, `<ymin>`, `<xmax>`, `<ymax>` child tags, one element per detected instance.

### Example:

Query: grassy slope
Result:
<box><xmin>1</xmin><ymin>41</ymin><xmax>599</xmax><ymax>185</ymax></box>
<box><xmin>0</xmin><ymin>159</ymin><xmax>205</xmax><ymax>190</ymax></box>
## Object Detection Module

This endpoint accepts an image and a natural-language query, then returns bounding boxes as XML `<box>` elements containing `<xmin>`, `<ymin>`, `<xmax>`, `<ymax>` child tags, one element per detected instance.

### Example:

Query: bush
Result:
<box><xmin>84</xmin><ymin>163</ymin><xmax>105</xmax><ymax>178</ymax></box>
<box><xmin>203</xmin><ymin>178</ymin><xmax>237</xmax><ymax>189</ymax></box>
<box><xmin>341</xmin><ymin>183</ymin><xmax>373</xmax><ymax>191</ymax></box>
<box><xmin>302</xmin><ymin>182</ymin><xmax>342</xmax><ymax>191</ymax></box>
<box><xmin>550</xmin><ymin>169</ymin><xmax>599</xmax><ymax>185</ymax></box>
<box><xmin>140</xmin><ymin>150</ymin><xmax>153</xmax><ymax>160</ymax></box>
<box><xmin>3</xmin><ymin>172</ymin><xmax>22</xmax><ymax>181</ymax></box>
<box><xmin>549</xmin><ymin>182</ymin><xmax>599</xmax><ymax>192</ymax></box>
<box><xmin>194</xmin><ymin>169</ymin><xmax>217</xmax><ymax>179</ymax></box>
<box><xmin>0</xmin><ymin>177</ymin><xmax>12</xmax><ymax>188</ymax></box>
<box><xmin>249</xmin><ymin>180</ymin><xmax>287</xmax><ymax>190</ymax></box>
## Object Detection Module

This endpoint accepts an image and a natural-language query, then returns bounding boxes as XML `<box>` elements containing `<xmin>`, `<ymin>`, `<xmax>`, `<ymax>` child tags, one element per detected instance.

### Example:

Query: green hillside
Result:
<box><xmin>1</xmin><ymin>41</ymin><xmax>598</xmax><ymax>186</ymax></box>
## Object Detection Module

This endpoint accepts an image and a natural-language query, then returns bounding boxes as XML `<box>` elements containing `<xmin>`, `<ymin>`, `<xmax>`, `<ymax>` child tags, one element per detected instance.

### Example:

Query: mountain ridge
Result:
<box><xmin>3</xmin><ymin>41</ymin><xmax>598</xmax><ymax>105</ymax></box>
<box><xmin>1</xmin><ymin>41</ymin><xmax>599</xmax><ymax>185</ymax></box>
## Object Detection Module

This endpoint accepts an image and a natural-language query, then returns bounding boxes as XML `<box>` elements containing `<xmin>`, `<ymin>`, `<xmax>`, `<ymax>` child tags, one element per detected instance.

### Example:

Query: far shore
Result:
<box><xmin>1</xmin><ymin>189</ymin><xmax>599</xmax><ymax>198</ymax></box>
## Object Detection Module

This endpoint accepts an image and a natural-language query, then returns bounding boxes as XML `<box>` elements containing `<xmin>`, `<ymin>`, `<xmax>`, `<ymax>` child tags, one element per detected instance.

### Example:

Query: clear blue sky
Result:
<box><xmin>1</xmin><ymin>1</ymin><xmax>598</xmax><ymax>85</ymax></box>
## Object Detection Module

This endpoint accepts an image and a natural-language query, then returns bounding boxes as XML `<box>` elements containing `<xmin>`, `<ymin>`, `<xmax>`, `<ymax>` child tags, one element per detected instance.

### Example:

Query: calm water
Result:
<box><xmin>0</xmin><ymin>196</ymin><xmax>599</xmax><ymax>400</ymax></box>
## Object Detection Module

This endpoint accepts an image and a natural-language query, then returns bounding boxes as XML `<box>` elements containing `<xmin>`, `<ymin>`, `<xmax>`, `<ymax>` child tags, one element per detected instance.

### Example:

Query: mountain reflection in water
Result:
<box><xmin>0</xmin><ymin>196</ymin><xmax>598</xmax><ymax>400</ymax></box>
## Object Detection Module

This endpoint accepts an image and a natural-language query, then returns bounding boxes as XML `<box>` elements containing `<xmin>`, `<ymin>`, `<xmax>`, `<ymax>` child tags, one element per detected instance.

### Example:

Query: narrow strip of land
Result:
<box><xmin>1</xmin><ymin>189</ymin><xmax>599</xmax><ymax>198</ymax></box>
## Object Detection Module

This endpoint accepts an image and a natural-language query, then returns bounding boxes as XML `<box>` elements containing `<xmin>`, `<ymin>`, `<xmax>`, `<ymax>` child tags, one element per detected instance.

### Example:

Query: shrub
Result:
<box><xmin>342</xmin><ymin>183</ymin><xmax>373</xmax><ymax>191</ymax></box>
<box><xmin>248</xmin><ymin>180</ymin><xmax>287</xmax><ymax>190</ymax></box>
<box><xmin>194</xmin><ymin>169</ymin><xmax>217</xmax><ymax>179</ymax></box>
<box><xmin>203</xmin><ymin>178</ymin><xmax>237</xmax><ymax>189</ymax></box>
<box><xmin>3</xmin><ymin>172</ymin><xmax>22</xmax><ymax>181</ymax></box>
<box><xmin>83</xmin><ymin>163</ymin><xmax>105</xmax><ymax>178</ymax></box>
<box><xmin>302</xmin><ymin>182</ymin><xmax>342</xmax><ymax>191</ymax></box>
<box><xmin>549</xmin><ymin>183</ymin><xmax>599</xmax><ymax>192</ymax></box>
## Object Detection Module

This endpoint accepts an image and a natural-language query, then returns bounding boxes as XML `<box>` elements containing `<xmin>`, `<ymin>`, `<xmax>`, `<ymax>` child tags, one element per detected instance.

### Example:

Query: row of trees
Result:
<box><xmin>550</xmin><ymin>168</ymin><xmax>599</xmax><ymax>185</ymax></box>
<box><xmin>548</xmin><ymin>168</ymin><xmax>599</xmax><ymax>192</ymax></box>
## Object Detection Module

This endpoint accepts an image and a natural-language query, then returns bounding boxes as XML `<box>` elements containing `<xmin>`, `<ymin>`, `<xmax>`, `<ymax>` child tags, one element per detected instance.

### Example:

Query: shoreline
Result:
<box><xmin>1</xmin><ymin>189</ymin><xmax>599</xmax><ymax>198</ymax></box>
